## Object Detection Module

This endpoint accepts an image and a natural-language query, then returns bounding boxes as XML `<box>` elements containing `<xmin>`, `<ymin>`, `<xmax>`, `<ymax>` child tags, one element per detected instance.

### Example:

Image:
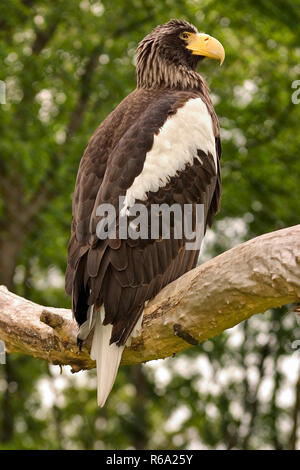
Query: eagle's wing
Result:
<box><xmin>66</xmin><ymin>88</ymin><xmax>221</xmax><ymax>405</ymax></box>
<box><xmin>65</xmin><ymin>88</ymin><xmax>178</xmax><ymax>297</ymax></box>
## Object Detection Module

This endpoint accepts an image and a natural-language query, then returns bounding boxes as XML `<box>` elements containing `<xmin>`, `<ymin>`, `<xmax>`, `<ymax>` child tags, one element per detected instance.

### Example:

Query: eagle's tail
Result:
<box><xmin>78</xmin><ymin>305</ymin><xmax>143</xmax><ymax>407</ymax></box>
<box><xmin>89</xmin><ymin>307</ymin><xmax>123</xmax><ymax>407</ymax></box>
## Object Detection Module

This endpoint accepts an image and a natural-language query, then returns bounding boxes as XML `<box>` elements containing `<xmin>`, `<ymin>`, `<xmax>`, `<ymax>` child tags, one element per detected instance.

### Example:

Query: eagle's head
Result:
<box><xmin>136</xmin><ymin>19</ymin><xmax>225</xmax><ymax>89</ymax></box>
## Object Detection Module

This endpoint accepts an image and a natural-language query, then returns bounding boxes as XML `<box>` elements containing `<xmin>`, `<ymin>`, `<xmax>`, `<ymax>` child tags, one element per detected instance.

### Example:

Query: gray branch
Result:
<box><xmin>0</xmin><ymin>225</ymin><xmax>299</xmax><ymax>372</ymax></box>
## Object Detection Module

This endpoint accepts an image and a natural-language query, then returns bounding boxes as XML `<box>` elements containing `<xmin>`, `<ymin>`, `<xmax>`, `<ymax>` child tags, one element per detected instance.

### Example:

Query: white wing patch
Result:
<box><xmin>121</xmin><ymin>97</ymin><xmax>216</xmax><ymax>214</ymax></box>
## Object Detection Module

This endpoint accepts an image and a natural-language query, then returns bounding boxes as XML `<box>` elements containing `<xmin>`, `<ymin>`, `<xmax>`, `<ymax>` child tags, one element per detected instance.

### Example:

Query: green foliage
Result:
<box><xmin>0</xmin><ymin>0</ymin><xmax>299</xmax><ymax>450</ymax></box>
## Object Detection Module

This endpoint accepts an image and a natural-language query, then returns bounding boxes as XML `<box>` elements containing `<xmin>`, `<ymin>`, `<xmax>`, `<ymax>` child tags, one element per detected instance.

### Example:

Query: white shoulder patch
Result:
<box><xmin>122</xmin><ymin>97</ymin><xmax>216</xmax><ymax>213</ymax></box>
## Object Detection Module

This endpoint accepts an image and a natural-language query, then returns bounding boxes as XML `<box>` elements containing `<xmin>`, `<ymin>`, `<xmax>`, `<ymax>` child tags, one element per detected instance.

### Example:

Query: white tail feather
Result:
<box><xmin>89</xmin><ymin>306</ymin><xmax>144</xmax><ymax>407</ymax></box>
<box><xmin>77</xmin><ymin>305</ymin><xmax>95</xmax><ymax>342</ymax></box>
<box><xmin>90</xmin><ymin>307</ymin><xmax>124</xmax><ymax>407</ymax></box>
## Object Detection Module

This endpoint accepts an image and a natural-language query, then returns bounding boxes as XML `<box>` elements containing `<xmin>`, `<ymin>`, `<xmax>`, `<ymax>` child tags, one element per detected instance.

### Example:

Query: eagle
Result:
<box><xmin>65</xmin><ymin>19</ymin><xmax>224</xmax><ymax>406</ymax></box>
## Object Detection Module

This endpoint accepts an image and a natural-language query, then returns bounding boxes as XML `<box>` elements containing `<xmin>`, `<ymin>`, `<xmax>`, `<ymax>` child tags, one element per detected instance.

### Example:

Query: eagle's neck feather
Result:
<box><xmin>136</xmin><ymin>42</ymin><xmax>207</xmax><ymax>92</ymax></box>
<box><xmin>137</xmin><ymin>60</ymin><xmax>206</xmax><ymax>91</ymax></box>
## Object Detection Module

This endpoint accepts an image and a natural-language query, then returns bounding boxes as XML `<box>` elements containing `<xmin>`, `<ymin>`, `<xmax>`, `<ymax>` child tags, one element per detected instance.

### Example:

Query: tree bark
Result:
<box><xmin>0</xmin><ymin>225</ymin><xmax>299</xmax><ymax>372</ymax></box>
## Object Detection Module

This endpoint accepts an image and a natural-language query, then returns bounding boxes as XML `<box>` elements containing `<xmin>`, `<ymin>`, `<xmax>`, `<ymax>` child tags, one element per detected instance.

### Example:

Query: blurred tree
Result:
<box><xmin>0</xmin><ymin>0</ymin><xmax>300</xmax><ymax>450</ymax></box>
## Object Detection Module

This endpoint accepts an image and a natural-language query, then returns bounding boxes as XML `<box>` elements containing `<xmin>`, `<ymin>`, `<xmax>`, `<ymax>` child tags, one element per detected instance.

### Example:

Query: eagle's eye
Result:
<box><xmin>179</xmin><ymin>32</ymin><xmax>191</xmax><ymax>40</ymax></box>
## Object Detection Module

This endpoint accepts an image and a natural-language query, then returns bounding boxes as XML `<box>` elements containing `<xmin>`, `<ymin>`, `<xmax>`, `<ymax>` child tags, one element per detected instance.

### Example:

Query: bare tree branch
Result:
<box><xmin>0</xmin><ymin>225</ymin><xmax>299</xmax><ymax>372</ymax></box>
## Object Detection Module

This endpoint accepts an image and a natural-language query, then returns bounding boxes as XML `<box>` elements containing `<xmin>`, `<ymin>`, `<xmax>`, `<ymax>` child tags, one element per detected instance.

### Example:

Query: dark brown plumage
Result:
<box><xmin>65</xmin><ymin>19</ymin><xmax>224</xmax><ymax>406</ymax></box>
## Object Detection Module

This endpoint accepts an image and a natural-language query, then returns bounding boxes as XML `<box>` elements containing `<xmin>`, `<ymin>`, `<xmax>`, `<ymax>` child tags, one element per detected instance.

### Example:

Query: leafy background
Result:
<box><xmin>0</xmin><ymin>0</ymin><xmax>300</xmax><ymax>449</ymax></box>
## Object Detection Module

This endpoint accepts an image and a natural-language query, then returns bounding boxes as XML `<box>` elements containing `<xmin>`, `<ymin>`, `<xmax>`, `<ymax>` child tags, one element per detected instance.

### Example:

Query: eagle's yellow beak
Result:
<box><xmin>186</xmin><ymin>33</ymin><xmax>225</xmax><ymax>65</ymax></box>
